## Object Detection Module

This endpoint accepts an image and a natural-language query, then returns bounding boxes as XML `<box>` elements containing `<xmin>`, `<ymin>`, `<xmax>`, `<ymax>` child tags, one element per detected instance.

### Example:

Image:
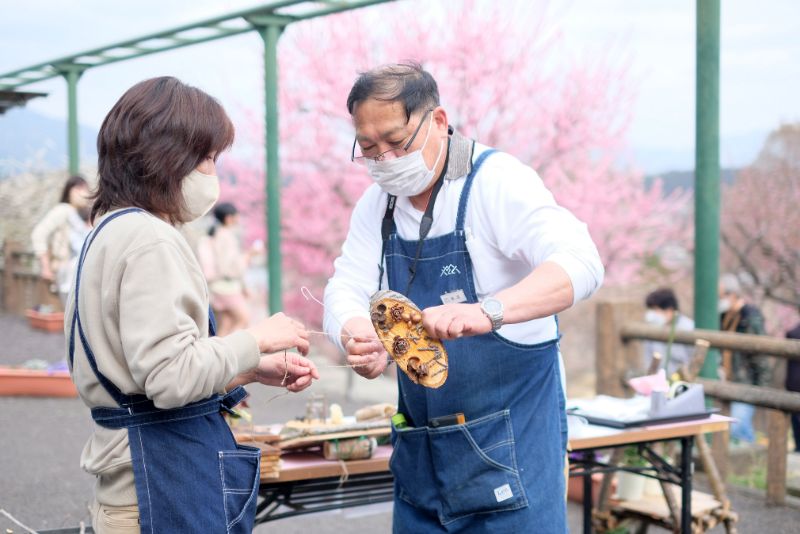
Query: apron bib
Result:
<box><xmin>69</xmin><ymin>208</ymin><xmax>259</xmax><ymax>534</ymax></box>
<box><xmin>384</xmin><ymin>151</ymin><xmax>568</xmax><ymax>533</ymax></box>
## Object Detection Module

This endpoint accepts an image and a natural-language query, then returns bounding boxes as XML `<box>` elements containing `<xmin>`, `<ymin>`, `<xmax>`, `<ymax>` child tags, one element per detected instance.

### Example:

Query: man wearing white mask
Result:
<box><xmin>324</xmin><ymin>63</ymin><xmax>604</xmax><ymax>532</ymax></box>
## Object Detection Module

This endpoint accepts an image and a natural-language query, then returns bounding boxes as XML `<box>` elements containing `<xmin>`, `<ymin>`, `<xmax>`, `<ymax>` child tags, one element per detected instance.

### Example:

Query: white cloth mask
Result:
<box><xmin>182</xmin><ymin>169</ymin><xmax>220</xmax><ymax>221</ymax></box>
<box><xmin>644</xmin><ymin>310</ymin><xmax>667</xmax><ymax>326</ymax></box>
<box><xmin>718</xmin><ymin>298</ymin><xmax>731</xmax><ymax>314</ymax></box>
<box><xmin>365</xmin><ymin>114</ymin><xmax>445</xmax><ymax>197</ymax></box>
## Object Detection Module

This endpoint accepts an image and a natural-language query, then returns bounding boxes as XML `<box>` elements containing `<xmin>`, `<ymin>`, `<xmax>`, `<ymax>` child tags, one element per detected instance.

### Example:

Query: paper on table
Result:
<box><xmin>568</xmin><ymin>395</ymin><xmax>652</xmax><ymax>423</ymax></box>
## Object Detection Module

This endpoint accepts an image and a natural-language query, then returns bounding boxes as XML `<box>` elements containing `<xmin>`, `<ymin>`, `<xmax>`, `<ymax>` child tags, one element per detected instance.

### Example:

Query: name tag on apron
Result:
<box><xmin>441</xmin><ymin>289</ymin><xmax>467</xmax><ymax>304</ymax></box>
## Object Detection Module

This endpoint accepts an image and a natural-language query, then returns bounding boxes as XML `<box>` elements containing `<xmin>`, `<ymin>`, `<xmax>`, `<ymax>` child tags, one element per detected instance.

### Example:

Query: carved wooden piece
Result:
<box><xmin>369</xmin><ymin>290</ymin><xmax>448</xmax><ymax>388</ymax></box>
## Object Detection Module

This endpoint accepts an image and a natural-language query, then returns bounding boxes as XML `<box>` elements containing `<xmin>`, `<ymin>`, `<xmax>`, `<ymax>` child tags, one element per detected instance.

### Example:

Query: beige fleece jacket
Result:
<box><xmin>63</xmin><ymin>208</ymin><xmax>260</xmax><ymax>506</ymax></box>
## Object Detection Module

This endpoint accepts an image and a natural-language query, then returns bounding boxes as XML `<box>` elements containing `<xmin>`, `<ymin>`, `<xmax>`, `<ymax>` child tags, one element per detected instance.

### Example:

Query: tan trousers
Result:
<box><xmin>91</xmin><ymin>500</ymin><xmax>140</xmax><ymax>534</ymax></box>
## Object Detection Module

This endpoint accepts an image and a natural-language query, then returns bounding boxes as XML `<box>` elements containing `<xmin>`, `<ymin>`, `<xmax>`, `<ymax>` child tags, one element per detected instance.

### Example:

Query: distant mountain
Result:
<box><xmin>0</xmin><ymin>107</ymin><xmax>97</xmax><ymax>177</ymax></box>
<box><xmin>632</xmin><ymin>130</ymin><xmax>768</xmax><ymax>176</ymax></box>
<box><xmin>645</xmin><ymin>168</ymin><xmax>739</xmax><ymax>195</ymax></box>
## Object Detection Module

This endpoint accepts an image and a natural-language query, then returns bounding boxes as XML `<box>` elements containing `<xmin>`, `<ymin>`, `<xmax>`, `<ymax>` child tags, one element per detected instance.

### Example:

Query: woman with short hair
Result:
<box><xmin>66</xmin><ymin>76</ymin><xmax>317</xmax><ymax>534</ymax></box>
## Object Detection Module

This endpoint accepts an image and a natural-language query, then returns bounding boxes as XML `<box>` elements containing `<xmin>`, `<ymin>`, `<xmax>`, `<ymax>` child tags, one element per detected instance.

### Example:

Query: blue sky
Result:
<box><xmin>1</xmin><ymin>0</ymin><xmax>798</xmax><ymax>173</ymax></box>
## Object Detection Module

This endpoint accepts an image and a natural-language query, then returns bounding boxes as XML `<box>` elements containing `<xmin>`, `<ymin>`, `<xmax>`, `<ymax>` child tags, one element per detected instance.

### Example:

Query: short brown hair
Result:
<box><xmin>92</xmin><ymin>77</ymin><xmax>234</xmax><ymax>224</ymax></box>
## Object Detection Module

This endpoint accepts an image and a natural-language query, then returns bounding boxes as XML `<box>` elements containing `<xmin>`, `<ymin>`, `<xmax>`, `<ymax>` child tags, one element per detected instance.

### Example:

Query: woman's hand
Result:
<box><xmin>251</xmin><ymin>351</ymin><xmax>320</xmax><ymax>392</ymax></box>
<box><xmin>229</xmin><ymin>351</ymin><xmax>320</xmax><ymax>392</ymax></box>
<box><xmin>247</xmin><ymin>312</ymin><xmax>310</xmax><ymax>355</ymax></box>
<box><xmin>343</xmin><ymin>317</ymin><xmax>389</xmax><ymax>379</ymax></box>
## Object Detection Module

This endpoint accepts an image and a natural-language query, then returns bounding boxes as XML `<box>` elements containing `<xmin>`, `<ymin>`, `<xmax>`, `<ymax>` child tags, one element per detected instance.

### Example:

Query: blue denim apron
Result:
<box><xmin>68</xmin><ymin>208</ymin><xmax>260</xmax><ymax>534</ymax></box>
<box><xmin>384</xmin><ymin>151</ymin><xmax>568</xmax><ymax>533</ymax></box>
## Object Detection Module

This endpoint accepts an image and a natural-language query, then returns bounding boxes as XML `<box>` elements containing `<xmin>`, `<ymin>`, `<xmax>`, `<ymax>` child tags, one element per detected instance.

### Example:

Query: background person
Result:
<box><xmin>718</xmin><ymin>272</ymin><xmax>773</xmax><ymax>443</ymax></box>
<box><xmin>67</xmin><ymin>76</ymin><xmax>317</xmax><ymax>534</ymax></box>
<box><xmin>786</xmin><ymin>315</ymin><xmax>800</xmax><ymax>453</ymax></box>
<box><xmin>324</xmin><ymin>63</ymin><xmax>604</xmax><ymax>532</ymax></box>
<box><xmin>31</xmin><ymin>175</ymin><xmax>91</xmax><ymax>304</ymax></box>
<box><xmin>198</xmin><ymin>202</ymin><xmax>254</xmax><ymax>336</ymax></box>
<box><xmin>642</xmin><ymin>287</ymin><xmax>695</xmax><ymax>377</ymax></box>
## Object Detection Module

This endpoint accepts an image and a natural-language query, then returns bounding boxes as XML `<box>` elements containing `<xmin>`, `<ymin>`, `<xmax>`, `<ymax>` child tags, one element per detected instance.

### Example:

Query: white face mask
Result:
<box><xmin>182</xmin><ymin>169</ymin><xmax>220</xmax><ymax>221</ymax></box>
<box><xmin>365</xmin><ymin>114</ymin><xmax>445</xmax><ymax>197</ymax></box>
<box><xmin>718</xmin><ymin>298</ymin><xmax>731</xmax><ymax>314</ymax></box>
<box><xmin>644</xmin><ymin>310</ymin><xmax>667</xmax><ymax>326</ymax></box>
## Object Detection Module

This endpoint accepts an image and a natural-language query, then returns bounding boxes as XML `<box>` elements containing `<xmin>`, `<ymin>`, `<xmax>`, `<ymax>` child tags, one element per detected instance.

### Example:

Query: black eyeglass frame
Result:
<box><xmin>350</xmin><ymin>108</ymin><xmax>434</xmax><ymax>163</ymax></box>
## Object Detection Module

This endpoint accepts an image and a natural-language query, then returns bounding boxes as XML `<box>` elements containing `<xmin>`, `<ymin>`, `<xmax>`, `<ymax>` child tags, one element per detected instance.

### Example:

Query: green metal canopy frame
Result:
<box><xmin>0</xmin><ymin>0</ymin><xmax>392</xmax><ymax>313</ymax></box>
<box><xmin>1</xmin><ymin>0</ymin><xmax>723</xmax><ymax>381</ymax></box>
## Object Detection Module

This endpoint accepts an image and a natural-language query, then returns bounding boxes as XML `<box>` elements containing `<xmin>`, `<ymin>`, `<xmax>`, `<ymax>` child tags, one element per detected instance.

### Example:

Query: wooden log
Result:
<box><xmin>621</xmin><ymin>322</ymin><xmax>800</xmax><ymax>360</ymax></box>
<box><xmin>697</xmin><ymin>379</ymin><xmax>800</xmax><ymax>412</ymax></box>
<box><xmin>711</xmin><ymin>400</ymin><xmax>731</xmax><ymax>482</ymax></box>
<box><xmin>766</xmin><ymin>409</ymin><xmax>788</xmax><ymax>505</ymax></box>
<box><xmin>695</xmin><ymin>432</ymin><xmax>729</xmax><ymax>509</ymax></box>
<box><xmin>685</xmin><ymin>340</ymin><xmax>711</xmax><ymax>382</ymax></box>
<box><xmin>597</xmin><ymin>448</ymin><xmax>624</xmax><ymax>513</ymax></box>
<box><xmin>596</xmin><ymin>301</ymin><xmax>642</xmax><ymax>397</ymax></box>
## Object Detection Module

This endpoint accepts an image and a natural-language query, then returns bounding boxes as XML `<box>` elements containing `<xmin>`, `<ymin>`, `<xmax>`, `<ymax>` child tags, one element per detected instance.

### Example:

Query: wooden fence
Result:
<box><xmin>596</xmin><ymin>300</ymin><xmax>800</xmax><ymax>505</ymax></box>
<box><xmin>0</xmin><ymin>240</ymin><xmax>61</xmax><ymax>315</ymax></box>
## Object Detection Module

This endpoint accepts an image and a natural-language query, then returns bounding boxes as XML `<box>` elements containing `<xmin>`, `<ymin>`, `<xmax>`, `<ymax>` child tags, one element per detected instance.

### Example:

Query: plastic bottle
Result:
<box><xmin>392</xmin><ymin>412</ymin><xmax>410</xmax><ymax>430</ymax></box>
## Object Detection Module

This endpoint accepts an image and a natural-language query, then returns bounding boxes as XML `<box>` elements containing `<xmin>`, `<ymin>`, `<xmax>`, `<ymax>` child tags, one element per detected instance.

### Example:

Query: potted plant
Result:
<box><xmin>615</xmin><ymin>446</ymin><xmax>648</xmax><ymax>501</ymax></box>
<box><xmin>25</xmin><ymin>305</ymin><xmax>65</xmax><ymax>333</ymax></box>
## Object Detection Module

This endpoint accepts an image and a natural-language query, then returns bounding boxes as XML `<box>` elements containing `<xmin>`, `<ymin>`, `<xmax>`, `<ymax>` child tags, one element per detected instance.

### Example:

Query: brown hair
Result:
<box><xmin>59</xmin><ymin>175</ymin><xmax>88</xmax><ymax>203</ymax></box>
<box><xmin>92</xmin><ymin>76</ymin><xmax>234</xmax><ymax>224</ymax></box>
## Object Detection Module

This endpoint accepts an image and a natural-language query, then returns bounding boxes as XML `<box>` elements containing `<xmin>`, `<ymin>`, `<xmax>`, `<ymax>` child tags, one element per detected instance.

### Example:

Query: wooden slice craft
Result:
<box><xmin>369</xmin><ymin>290</ymin><xmax>448</xmax><ymax>388</ymax></box>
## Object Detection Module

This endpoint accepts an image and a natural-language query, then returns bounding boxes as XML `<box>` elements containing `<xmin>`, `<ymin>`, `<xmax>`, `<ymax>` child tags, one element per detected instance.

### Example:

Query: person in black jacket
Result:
<box><xmin>787</xmin><ymin>317</ymin><xmax>800</xmax><ymax>453</ymax></box>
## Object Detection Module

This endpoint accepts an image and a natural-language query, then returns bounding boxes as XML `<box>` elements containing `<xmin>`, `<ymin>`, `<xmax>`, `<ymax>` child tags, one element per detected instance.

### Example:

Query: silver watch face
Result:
<box><xmin>482</xmin><ymin>298</ymin><xmax>503</xmax><ymax>315</ymax></box>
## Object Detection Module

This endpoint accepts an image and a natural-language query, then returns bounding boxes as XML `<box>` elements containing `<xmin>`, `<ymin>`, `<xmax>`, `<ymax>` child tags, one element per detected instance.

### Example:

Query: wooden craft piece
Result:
<box><xmin>369</xmin><ymin>290</ymin><xmax>448</xmax><ymax>388</ymax></box>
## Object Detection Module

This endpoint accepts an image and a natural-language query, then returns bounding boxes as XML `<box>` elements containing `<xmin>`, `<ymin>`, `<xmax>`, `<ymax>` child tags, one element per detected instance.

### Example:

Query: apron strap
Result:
<box><xmin>70</xmin><ymin>208</ymin><xmax>144</xmax><ymax>405</ymax></box>
<box><xmin>455</xmin><ymin>148</ymin><xmax>496</xmax><ymax>232</ymax></box>
<box><xmin>378</xmin><ymin>195</ymin><xmax>398</xmax><ymax>290</ymax></box>
<box><xmin>69</xmin><ymin>208</ymin><xmax>216</xmax><ymax>408</ymax></box>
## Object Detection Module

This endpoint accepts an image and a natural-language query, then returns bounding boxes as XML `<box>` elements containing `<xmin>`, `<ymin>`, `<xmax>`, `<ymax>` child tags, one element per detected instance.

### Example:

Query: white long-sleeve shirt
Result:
<box><xmin>324</xmin><ymin>143</ymin><xmax>604</xmax><ymax>347</ymax></box>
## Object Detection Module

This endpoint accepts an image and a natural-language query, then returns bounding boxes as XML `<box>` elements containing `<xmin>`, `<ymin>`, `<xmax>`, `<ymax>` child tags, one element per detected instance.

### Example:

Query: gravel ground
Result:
<box><xmin>2</xmin><ymin>312</ymin><xmax>799</xmax><ymax>533</ymax></box>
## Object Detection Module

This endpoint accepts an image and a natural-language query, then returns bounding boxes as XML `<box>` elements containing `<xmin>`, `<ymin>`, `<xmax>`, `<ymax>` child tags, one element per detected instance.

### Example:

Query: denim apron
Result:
<box><xmin>384</xmin><ymin>151</ymin><xmax>568</xmax><ymax>533</ymax></box>
<box><xmin>68</xmin><ymin>208</ymin><xmax>260</xmax><ymax>534</ymax></box>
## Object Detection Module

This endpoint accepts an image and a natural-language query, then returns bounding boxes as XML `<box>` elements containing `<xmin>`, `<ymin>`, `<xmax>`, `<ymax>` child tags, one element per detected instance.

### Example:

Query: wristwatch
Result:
<box><xmin>480</xmin><ymin>297</ymin><xmax>504</xmax><ymax>331</ymax></box>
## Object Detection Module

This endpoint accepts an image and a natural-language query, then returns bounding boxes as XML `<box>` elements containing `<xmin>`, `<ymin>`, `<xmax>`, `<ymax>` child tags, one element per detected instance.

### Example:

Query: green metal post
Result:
<box><xmin>694</xmin><ymin>0</ymin><xmax>721</xmax><ymax>379</ymax></box>
<box><xmin>260</xmin><ymin>24</ymin><xmax>283</xmax><ymax>313</ymax></box>
<box><xmin>63</xmin><ymin>67</ymin><xmax>82</xmax><ymax>175</ymax></box>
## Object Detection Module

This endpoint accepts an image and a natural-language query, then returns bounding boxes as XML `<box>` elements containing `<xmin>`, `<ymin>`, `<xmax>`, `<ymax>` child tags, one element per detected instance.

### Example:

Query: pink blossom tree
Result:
<box><xmin>219</xmin><ymin>0</ymin><xmax>690</xmax><ymax>326</ymax></box>
<box><xmin>721</xmin><ymin>122</ymin><xmax>800</xmax><ymax>333</ymax></box>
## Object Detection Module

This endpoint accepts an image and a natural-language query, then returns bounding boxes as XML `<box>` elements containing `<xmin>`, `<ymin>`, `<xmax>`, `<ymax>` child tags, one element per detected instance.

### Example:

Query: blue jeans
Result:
<box><xmin>731</xmin><ymin>401</ymin><xmax>755</xmax><ymax>443</ymax></box>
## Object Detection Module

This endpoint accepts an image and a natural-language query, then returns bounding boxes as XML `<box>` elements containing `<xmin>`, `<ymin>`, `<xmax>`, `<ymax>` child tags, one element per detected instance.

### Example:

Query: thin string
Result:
<box><xmin>300</xmin><ymin>286</ymin><xmax>391</xmax><ymax>367</ymax></box>
<box><xmin>280</xmin><ymin>349</ymin><xmax>289</xmax><ymax>386</ymax></box>
<box><xmin>337</xmin><ymin>458</ymin><xmax>350</xmax><ymax>488</ymax></box>
<box><xmin>262</xmin><ymin>390</ymin><xmax>289</xmax><ymax>406</ymax></box>
<box><xmin>301</xmin><ymin>286</ymin><xmax>354</xmax><ymax>337</ymax></box>
<box><xmin>307</xmin><ymin>330</ymin><xmax>347</xmax><ymax>339</ymax></box>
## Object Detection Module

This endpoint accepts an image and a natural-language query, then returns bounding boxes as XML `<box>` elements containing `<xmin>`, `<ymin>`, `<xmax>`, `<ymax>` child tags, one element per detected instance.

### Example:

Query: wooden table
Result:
<box><xmin>256</xmin><ymin>414</ymin><xmax>731</xmax><ymax>531</ymax></box>
<box><xmin>568</xmin><ymin>414</ymin><xmax>731</xmax><ymax>533</ymax></box>
<box><xmin>255</xmin><ymin>445</ymin><xmax>393</xmax><ymax>524</ymax></box>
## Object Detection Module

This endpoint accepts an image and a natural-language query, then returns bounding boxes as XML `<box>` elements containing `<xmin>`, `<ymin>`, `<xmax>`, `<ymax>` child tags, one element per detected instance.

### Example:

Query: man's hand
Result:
<box><xmin>343</xmin><ymin>317</ymin><xmax>389</xmax><ymax>379</ymax></box>
<box><xmin>421</xmin><ymin>303</ymin><xmax>493</xmax><ymax>340</ymax></box>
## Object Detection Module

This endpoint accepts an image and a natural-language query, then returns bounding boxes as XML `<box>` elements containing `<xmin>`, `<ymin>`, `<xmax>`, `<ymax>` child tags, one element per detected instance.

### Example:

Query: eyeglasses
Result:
<box><xmin>351</xmin><ymin>108</ymin><xmax>434</xmax><ymax>164</ymax></box>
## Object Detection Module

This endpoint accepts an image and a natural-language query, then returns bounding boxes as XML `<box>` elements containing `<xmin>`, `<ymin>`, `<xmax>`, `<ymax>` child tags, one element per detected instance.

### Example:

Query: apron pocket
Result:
<box><xmin>218</xmin><ymin>445</ymin><xmax>260</xmax><ymax>532</ymax></box>
<box><xmin>428</xmin><ymin>409</ymin><xmax>528</xmax><ymax>523</ymax></box>
<box><xmin>389</xmin><ymin>426</ymin><xmax>439</xmax><ymax>514</ymax></box>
